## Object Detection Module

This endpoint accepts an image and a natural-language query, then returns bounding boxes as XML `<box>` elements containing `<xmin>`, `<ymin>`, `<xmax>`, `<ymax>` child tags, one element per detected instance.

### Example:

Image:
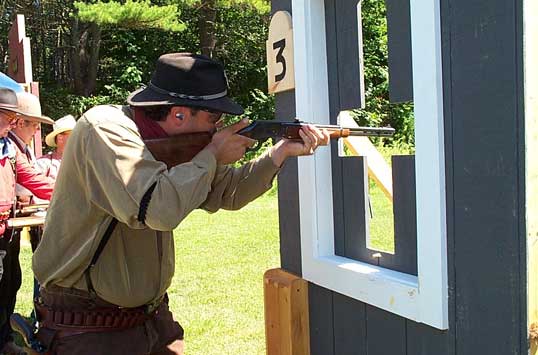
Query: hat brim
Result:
<box><xmin>45</xmin><ymin>127</ymin><xmax>72</xmax><ymax>147</ymax></box>
<box><xmin>126</xmin><ymin>86</ymin><xmax>244</xmax><ymax>115</ymax></box>
<box><xmin>0</xmin><ymin>104</ymin><xmax>25</xmax><ymax>116</ymax></box>
<box><xmin>21</xmin><ymin>113</ymin><xmax>54</xmax><ymax>125</ymax></box>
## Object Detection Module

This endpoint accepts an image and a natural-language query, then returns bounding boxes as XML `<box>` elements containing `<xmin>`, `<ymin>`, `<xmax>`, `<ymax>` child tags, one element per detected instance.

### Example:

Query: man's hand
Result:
<box><xmin>270</xmin><ymin>124</ymin><xmax>330</xmax><ymax>167</ymax></box>
<box><xmin>205</xmin><ymin>118</ymin><xmax>256</xmax><ymax>165</ymax></box>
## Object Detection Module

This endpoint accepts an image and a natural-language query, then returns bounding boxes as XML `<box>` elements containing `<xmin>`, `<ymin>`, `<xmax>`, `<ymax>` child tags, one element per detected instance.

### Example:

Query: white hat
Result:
<box><xmin>15</xmin><ymin>92</ymin><xmax>54</xmax><ymax>125</ymax></box>
<box><xmin>45</xmin><ymin>114</ymin><xmax>76</xmax><ymax>147</ymax></box>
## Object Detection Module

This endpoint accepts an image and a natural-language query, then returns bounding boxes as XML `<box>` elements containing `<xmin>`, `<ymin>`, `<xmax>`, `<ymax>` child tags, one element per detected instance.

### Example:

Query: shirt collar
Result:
<box><xmin>8</xmin><ymin>131</ymin><xmax>27</xmax><ymax>151</ymax></box>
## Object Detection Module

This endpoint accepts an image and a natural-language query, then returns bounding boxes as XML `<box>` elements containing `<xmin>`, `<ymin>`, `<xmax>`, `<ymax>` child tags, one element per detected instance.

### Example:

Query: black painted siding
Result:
<box><xmin>273</xmin><ymin>0</ymin><xmax>526</xmax><ymax>354</ymax></box>
<box><xmin>385</xmin><ymin>0</ymin><xmax>413</xmax><ymax>103</ymax></box>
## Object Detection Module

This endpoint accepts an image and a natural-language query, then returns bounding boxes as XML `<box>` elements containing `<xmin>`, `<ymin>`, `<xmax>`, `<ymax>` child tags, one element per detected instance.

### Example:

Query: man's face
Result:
<box><xmin>55</xmin><ymin>131</ymin><xmax>71</xmax><ymax>150</ymax></box>
<box><xmin>13</xmin><ymin>119</ymin><xmax>39</xmax><ymax>144</ymax></box>
<box><xmin>163</xmin><ymin>107</ymin><xmax>223</xmax><ymax>136</ymax></box>
<box><xmin>0</xmin><ymin>110</ymin><xmax>18</xmax><ymax>138</ymax></box>
<box><xmin>186</xmin><ymin>109</ymin><xmax>223</xmax><ymax>133</ymax></box>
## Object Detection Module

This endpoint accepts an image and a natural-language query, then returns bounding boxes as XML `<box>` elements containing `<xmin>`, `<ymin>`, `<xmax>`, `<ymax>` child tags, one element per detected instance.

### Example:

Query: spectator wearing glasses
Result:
<box><xmin>8</xmin><ymin>92</ymin><xmax>55</xmax><ymax>207</ymax></box>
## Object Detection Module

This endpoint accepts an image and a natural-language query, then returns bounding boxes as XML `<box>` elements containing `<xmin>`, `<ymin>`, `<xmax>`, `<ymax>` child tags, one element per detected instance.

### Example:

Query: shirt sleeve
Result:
<box><xmin>15</xmin><ymin>151</ymin><xmax>55</xmax><ymax>200</ymax></box>
<box><xmin>82</xmin><ymin>121</ymin><xmax>218</xmax><ymax>231</ymax></box>
<box><xmin>36</xmin><ymin>157</ymin><xmax>51</xmax><ymax>177</ymax></box>
<box><xmin>200</xmin><ymin>150</ymin><xmax>280</xmax><ymax>213</ymax></box>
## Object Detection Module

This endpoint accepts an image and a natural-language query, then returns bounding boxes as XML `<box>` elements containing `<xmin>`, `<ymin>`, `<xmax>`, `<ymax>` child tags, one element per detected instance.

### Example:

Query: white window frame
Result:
<box><xmin>293</xmin><ymin>0</ymin><xmax>448</xmax><ymax>329</ymax></box>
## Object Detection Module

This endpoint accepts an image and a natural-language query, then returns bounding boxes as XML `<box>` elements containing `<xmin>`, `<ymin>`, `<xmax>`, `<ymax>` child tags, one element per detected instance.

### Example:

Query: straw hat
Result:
<box><xmin>45</xmin><ymin>114</ymin><xmax>76</xmax><ymax>147</ymax></box>
<box><xmin>15</xmin><ymin>92</ymin><xmax>54</xmax><ymax>125</ymax></box>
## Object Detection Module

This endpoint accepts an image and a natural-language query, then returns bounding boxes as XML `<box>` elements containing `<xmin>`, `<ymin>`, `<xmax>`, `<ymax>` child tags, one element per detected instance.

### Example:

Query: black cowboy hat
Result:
<box><xmin>127</xmin><ymin>53</ymin><xmax>244</xmax><ymax>115</ymax></box>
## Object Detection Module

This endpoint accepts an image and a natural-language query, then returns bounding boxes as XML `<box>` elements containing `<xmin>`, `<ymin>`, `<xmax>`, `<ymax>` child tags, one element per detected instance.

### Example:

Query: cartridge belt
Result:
<box><xmin>34</xmin><ymin>300</ymin><xmax>158</xmax><ymax>333</ymax></box>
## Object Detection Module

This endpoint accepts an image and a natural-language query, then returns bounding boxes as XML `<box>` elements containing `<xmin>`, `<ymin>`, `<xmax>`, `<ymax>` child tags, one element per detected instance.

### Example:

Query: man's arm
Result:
<box><xmin>200</xmin><ymin>151</ymin><xmax>280</xmax><ymax>212</ymax></box>
<box><xmin>81</xmin><ymin>118</ymin><xmax>219</xmax><ymax>231</ymax></box>
<box><xmin>15</xmin><ymin>150</ymin><xmax>54</xmax><ymax>200</ymax></box>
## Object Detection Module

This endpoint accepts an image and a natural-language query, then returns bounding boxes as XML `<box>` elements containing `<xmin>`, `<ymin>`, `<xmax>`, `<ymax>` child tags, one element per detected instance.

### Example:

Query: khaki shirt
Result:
<box><xmin>33</xmin><ymin>105</ymin><xmax>280</xmax><ymax>307</ymax></box>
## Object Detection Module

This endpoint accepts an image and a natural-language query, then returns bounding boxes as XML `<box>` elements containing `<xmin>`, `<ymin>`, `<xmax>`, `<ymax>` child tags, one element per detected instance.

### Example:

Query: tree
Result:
<box><xmin>186</xmin><ymin>0</ymin><xmax>269</xmax><ymax>58</ymax></box>
<box><xmin>72</xmin><ymin>0</ymin><xmax>185</xmax><ymax>96</ymax></box>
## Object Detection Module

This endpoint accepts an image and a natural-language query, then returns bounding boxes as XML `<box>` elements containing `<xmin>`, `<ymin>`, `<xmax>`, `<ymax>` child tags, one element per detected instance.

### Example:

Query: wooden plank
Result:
<box><xmin>340</xmin><ymin>112</ymin><xmax>393</xmax><ymax>201</ymax></box>
<box><xmin>335</xmin><ymin>0</ymin><xmax>365</xmax><ymax>110</ymax></box>
<box><xmin>525</xmin><ymin>0</ymin><xmax>538</xmax><ymax>352</ymax></box>
<box><xmin>271</xmin><ymin>0</ymin><xmax>293</xmax><ymax>14</ymax></box>
<box><xmin>338</xmin><ymin>157</ymin><xmax>370</xmax><ymax>262</ymax></box>
<box><xmin>365</xmin><ymin>305</ymin><xmax>406</xmax><ymax>355</ymax></box>
<box><xmin>448</xmin><ymin>0</ymin><xmax>524</xmax><ymax>353</ymax></box>
<box><xmin>385</xmin><ymin>0</ymin><xmax>413</xmax><ymax>103</ymax></box>
<box><xmin>406</xmin><ymin>320</ymin><xmax>452</xmax><ymax>355</ymax></box>
<box><xmin>274</xmin><ymin>89</ymin><xmax>302</xmax><ymax>275</ymax></box>
<box><xmin>267</xmin><ymin>11</ymin><xmax>295</xmax><ymax>94</ymax></box>
<box><xmin>377</xmin><ymin>155</ymin><xmax>417</xmax><ymax>275</ymax></box>
<box><xmin>8</xmin><ymin>14</ymin><xmax>33</xmax><ymax>83</ymax></box>
<box><xmin>333</xmin><ymin>293</ymin><xmax>367</xmax><ymax>355</ymax></box>
<box><xmin>324</xmin><ymin>0</ymin><xmax>348</xmax><ymax>266</ymax></box>
<box><xmin>277</xmin><ymin>158</ymin><xmax>302</xmax><ymax>275</ymax></box>
<box><xmin>264</xmin><ymin>269</ymin><xmax>310</xmax><ymax>355</ymax></box>
<box><xmin>7</xmin><ymin>216</ymin><xmax>45</xmax><ymax>229</ymax></box>
<box><xmin>308</xmin><ymin>283</ymin><xmax>334</xmax><ymax>355</ymax></box>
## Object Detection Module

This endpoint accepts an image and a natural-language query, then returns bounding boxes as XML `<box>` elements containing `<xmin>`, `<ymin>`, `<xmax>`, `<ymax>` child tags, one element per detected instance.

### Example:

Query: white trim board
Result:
<box><xmin>293</xmin><ymin>0</ymin><xmax>448</xmax><ymax>329</ymax></box>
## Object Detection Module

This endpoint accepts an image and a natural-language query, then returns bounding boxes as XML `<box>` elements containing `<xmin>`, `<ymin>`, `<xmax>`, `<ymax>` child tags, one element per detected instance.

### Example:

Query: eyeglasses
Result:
<box><xmin>199</xmin><ymin>107</ymin><xmax>224</xmax><ymax>122</ymax></box>
<box><xmin>0</xmin><ymin>110</ymin><xmax>20</xmax><ymax>125</ymax></box>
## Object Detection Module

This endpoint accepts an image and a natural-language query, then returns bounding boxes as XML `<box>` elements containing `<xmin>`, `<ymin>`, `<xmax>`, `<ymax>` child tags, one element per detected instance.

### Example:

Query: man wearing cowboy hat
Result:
<box><xmin>36</xmin><ymin>114</ymin><xmax>76</xmax><ymax>180</ymax></box>
<box><xmin>0</xmin><ymin>88</ymin><xmax>54</xmax><ymax>355</ymax></box>
<box><xmin>8</xmin><ymin>91</ymin><xmax>55</xmax><ymax>206</ymax></box>
<box><xmin>32</xmin><ymin>53</ymin><xmax>329</xmax><ymax>354</ymax></box>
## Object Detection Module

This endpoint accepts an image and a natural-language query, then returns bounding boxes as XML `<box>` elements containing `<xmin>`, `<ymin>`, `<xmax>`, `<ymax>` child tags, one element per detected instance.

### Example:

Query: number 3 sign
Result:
<box><xmin>266</xmin><ymin>11</ymin><xmax>295</xmax><ymax>94</ymax></box>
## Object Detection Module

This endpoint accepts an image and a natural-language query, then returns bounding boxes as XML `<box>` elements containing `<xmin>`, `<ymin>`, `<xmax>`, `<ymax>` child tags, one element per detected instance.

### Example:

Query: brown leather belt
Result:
<box><xmin>35</xmin><ymin>300</ymin><xmax>153</xmax><ymax>333</ymax></box>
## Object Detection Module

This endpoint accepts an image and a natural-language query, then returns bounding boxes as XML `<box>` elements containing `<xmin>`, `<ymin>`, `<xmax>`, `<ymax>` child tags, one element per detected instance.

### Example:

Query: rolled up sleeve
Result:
<box><xmin>200</xmin><ymin>151</ymin><xmax>280</xmax><ymax>212</ymax></box>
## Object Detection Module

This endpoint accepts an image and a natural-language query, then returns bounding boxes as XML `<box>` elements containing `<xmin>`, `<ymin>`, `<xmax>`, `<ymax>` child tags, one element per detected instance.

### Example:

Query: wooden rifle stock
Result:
<box><xmin>144</xmin><ymin>131</ymin><xmax>212</xmax><ymax>168</ymax></box>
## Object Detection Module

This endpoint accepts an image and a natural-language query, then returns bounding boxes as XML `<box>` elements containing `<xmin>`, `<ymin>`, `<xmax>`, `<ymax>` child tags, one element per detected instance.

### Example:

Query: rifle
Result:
<box><xmin>144</xmin><ymin>119</ymin><xmax>395</xmax><ymax>168</ymax></box>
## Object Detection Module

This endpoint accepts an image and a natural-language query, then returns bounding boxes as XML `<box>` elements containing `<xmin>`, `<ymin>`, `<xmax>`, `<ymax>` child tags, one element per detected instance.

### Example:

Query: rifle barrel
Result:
<box><xmin>314</xmin><ymin>124</ymin><xmax>395</xmax><ymax>138</ymax></box>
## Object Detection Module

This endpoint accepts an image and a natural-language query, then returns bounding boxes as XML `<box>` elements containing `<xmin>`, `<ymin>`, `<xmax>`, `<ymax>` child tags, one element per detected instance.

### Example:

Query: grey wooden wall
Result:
<box><xmin>273</xmin><ymin>0</ymin><xmax>527</xmax><ymax>353</ymax></box>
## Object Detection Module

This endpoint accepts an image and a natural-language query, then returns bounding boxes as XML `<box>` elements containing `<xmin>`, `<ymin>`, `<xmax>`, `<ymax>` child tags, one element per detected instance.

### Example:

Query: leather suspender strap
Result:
<box><xmin>137</xmin><ymin>182</ymin><xmax>157</xmax><ymax>224</ymax></box>
<box><xmin>84</xmin><ymin>182</ymin><xmax>156</xmax><ymax>294</ymax></box>
<box><xmin>84</xmin><ymin>218</ymin><xmax>118</xmax><ymax>295</ymax></box>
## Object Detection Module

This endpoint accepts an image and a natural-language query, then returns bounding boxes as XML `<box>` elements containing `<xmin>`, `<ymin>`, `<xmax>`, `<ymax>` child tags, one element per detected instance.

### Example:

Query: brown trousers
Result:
<box><xmin>39</xmin><ymin>286</ymin><xmax>184</xmax><ymax>355</ymax></box>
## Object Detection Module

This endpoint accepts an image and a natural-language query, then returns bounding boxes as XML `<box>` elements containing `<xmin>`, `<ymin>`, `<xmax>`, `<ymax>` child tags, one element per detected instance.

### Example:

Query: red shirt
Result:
<box><xmin>15</xmin><ymin>149</ymin><xmax>54</xmax><ymax>201</ymax></box>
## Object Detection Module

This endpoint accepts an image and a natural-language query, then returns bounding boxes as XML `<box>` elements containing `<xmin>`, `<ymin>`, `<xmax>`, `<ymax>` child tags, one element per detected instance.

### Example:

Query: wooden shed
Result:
<box><xmin>264</xmin><ymin>0</ymin><xmax>538</xmax><ymax>354</ymax></box>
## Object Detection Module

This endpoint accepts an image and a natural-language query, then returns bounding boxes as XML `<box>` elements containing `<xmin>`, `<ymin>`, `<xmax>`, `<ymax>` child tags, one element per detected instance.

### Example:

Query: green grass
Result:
<box><xmin>368</xmin><ymin>179</ymin><xmax>395</xmax><ymax>253</ymax></box>
<box><xmin>15</xmin><ymin>180</ymin><xmax>395</xmax><ymax>354</ymax></box>
<box><xmin>16</xmin><ymin>191</ymin><xmax>280</xmax><ymax>355</ymax></box>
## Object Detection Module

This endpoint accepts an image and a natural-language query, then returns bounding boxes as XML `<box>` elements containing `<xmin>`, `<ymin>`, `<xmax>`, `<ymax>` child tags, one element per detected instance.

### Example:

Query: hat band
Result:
<box><xmin>148</xmin><ymin>82</ymin><xmax>227</xmax><ymax>101</ymax></box>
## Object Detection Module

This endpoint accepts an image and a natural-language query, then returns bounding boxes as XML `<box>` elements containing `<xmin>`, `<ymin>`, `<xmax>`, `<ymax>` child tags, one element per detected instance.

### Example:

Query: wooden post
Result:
<box><xmin>8</xmin><ymin>14</ymin><xmax>33</xmax><ymax>84</ymax></box>
<box><xmin>7</xmin><ymin>14</ymin><xmax>43</xmax><ymax>157</ymax></box>
<box><xmin>264</xmin><ymin>268</ymin><xmax>310</xmax><ymax>355</ymax></box>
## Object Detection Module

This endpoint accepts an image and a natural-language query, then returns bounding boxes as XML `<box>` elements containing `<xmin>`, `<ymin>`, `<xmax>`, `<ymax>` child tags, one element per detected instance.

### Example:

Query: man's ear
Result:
<box><xmin>169</xmin><ymin>106</ymin><xmax>191</xmax><ymax>126</ymax></box>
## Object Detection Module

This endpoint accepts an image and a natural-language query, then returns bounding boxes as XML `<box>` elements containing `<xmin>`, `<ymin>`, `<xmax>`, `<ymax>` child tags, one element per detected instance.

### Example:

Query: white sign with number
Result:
<box><xmin>266</xmin><ymin>11</ymin><xmax>295</xmax><ymax>94</ymax></box>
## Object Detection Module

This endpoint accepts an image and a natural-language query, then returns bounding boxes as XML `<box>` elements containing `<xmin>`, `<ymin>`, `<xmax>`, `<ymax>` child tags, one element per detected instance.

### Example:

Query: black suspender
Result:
<box><xmin>84</xmin><ymin>181</ymin><xmax>157</xmax><ymax>295</ymax></box>
<box><xmin>84</xmin><ymin>217</ymin><xmax>118</xmax><ymax>295</ymax></box>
